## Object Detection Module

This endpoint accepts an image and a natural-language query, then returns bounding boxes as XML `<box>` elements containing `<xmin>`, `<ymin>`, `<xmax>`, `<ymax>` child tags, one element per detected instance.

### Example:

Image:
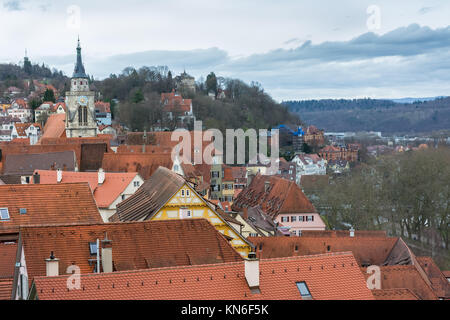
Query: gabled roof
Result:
<box><xmin>240</xmin><ymin>206</ymin><xmax>278</xmax><ymax>235</ymax></box>
<box><xmin>20</xmin><ymin>219</ymin><xmax>243</xmax><ymax>285</ymax></box>
<box><xmin>3</xmin><ymin>151</ymin><xmax>76</xmax><ymax>175</ymax></box>
<box><xmin>32</xmin><ymin>170</ymin><xmax>140</xmax><ymax>208</ymax></box>
<box><xmin>248</xmin><ymin>235</ymin><xmax>407</xmax><ymax>267</ymax></box>
<box><xmin>41</xmin><ymin>114</ymin><xmax>66</xmax><ymax>139</ymax></box>
<box><xmin>362</xmin><ymin>265</ymin><xmax>438</xmax><ymax>300</ymax></box>
<box><xmin>114</xmin><ymin>167</ymin><xmax>187</xmax><ymax>221</ymax></box>
<box><xmin>50</xmin><ymin>102</ymin><xmax>66</xmax><ymax>113</ymax></box>
<box><xmin>232</xmin><ymin>174</ymin><xmax>316</xmax><ymax>218</ymax></box>
<box><xmin>415</xmin><ymin>256</ymin><xmax>450</xmax><ymax>299</ymax></box>
<box><xmin>31</xmin><ymin>252</ymin><xmax>374</xmax><ymax>300</ymax></box>
<box><xmin>94</xmin><ymin>101</ymin><xmax>111</xmax><ymax>113</ymax></box>
<box><xmin>161</xmin><ymin>91</ymin><xmax>192</xmax><ymax>113</ymax></box>
<box><xmin>102</xmin><ymin>153</ymin><xmax>173</xmax><ymax>180</ymax></box>
<box><xmin>0</xmin><ymin>183</ymin><xmax>102</xmax><ymax>235</ymax></box>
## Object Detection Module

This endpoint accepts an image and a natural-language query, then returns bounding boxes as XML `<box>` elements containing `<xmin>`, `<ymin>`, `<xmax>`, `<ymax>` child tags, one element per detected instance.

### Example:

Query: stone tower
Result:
<box><xmin>65</xmin><ymin>38</ymin><xmax>97</xmax><ymax>138</ymax></box>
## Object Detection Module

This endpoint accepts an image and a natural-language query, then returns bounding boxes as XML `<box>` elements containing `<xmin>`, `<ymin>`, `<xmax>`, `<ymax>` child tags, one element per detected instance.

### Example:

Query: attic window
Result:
<box><xmin>0</xmin><ymin>208</ymin><xmax>9</xmax><ymax>220</ymax></box>
<box><xmin>296</xmin><ymin>282</ymin><xmax>312</xmax><ymax>300</ymax></box>
<box><xmin>89</xmin><ymin>242</ymin><xmax>98</xmax><ymax>255</ymax></box>
<box><xmin>19</xmin><ymin>208</ymin><xmax>27</xmax><ymax>215</ymax></box>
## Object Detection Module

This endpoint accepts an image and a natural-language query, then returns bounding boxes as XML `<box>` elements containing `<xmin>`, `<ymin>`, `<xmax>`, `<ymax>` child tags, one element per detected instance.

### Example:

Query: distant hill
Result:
<box><xmin>283</xmin><ymin>97</ymin><xmax>450</xmax><ymax>134</ymax></box>
<box><xmin>390</xmin><ymin>97</ymin><xmax>448</xmax><ymax>104</ymax></box>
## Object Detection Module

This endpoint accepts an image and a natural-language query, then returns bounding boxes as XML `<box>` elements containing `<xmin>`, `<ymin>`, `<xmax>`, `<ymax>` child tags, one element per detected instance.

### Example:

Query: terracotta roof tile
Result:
<box><xmin>372</xmin><ymin>288</ymin><xmax>419</xmax><ymax>300</ymax></box>
<box><xmin>0</xmin><ymin>278</ymin><xmax>13</xmax><ymax>300</ymax></box>
<box><xmin>0</xmin><ymin>242</ymin><xmax>17</xmax><ymax>277</ymax></box>
<box><xmin>363</xmin><ymin>265</ymin><xmax>438</xmax><ymax>300</ymax></box>
<box><xmin>32</xmin><ymin>252</ymin><xmax>374</xmax><ymax>300</ymax></box>
<box><xmin>33</xmin><ymin>170</ymin><xmax>140</xmax><ymax>208</ymax></box>
<box><xmin>102</xmin><ymin>153</ymin><xmax>173</xmax><ymax>180</ymax></box>
<box><xmin>232</xmin><ymin>174</ymin><xmax>316</xmax><ymax>218</ymax></box>
<box><xmin>249</xmin><ymin>236</ymin><xmax>402</xmax><ymax>267</ymax></box>
<box><xmin>21</xmin><ymin>219</ymin><xmax>243</xmax><ymax>285</ymax></box>
<box><xmin>415</xmin><ymin>256</ymin><xmax>450</xmax><ymax>299</ymax></box>
<box><xmin>0</xmin><ymin>183</ymin><xmax>102</xmax><ymax>235</ymax></box>
<box><xmin>41</xmin><ymin>114</ymin><xmax>66</xmax><ymax>139</ymax></box>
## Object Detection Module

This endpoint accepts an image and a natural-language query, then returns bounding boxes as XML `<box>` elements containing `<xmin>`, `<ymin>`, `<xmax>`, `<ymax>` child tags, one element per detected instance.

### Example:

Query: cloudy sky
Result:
<box><xmin>1</xmin><ymin>0</ymin><xmax>450</xmax><ymax>101</ymax></box>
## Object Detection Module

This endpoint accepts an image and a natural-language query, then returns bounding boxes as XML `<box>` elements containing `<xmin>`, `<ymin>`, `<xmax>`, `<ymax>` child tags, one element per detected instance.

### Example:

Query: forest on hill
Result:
<box><xmin>284</xmin><ymin>98</ymin><xmax>450</xmax><ymax>134</ymax></box>
<box><xmin>0</xmin><ymin>62</ymin><xmax>301</xmax><ymax>132</ymax></box>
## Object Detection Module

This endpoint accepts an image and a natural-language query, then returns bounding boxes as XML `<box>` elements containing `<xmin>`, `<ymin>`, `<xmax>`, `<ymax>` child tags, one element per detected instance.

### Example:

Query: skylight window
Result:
<box><xmin>89</xmin><ymin>242</ymin><xmax>98</xmax><ymax>255</ymax></box>
<box><xmin>20</xmin><ymin>208</ymin><xmax>27</xmax><ymax>215</ymax></box>
<box><xmin>296</xmin><ymin>282</ymin><xmax>312</xmax><ymax>300</ymax></box>
<box><xmin>0</xmin><ymin>208</ymin><xmax>10</xmax><ymax>220</ymax></box>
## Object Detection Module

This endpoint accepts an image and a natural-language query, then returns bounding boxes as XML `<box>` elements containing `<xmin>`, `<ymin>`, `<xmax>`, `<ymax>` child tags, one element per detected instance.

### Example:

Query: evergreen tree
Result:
<box><xmin>43</xmin><ymin>88</ymin><xmax>56</xmax><ymax>102</ymax></box>
<box><xmin>206</xmin><ymin>72</ymin><xmax>218</xmax><ymax>95</ymax></box>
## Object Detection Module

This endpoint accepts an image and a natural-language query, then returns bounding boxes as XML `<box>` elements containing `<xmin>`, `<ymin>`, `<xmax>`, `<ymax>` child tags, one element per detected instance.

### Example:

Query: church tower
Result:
<box><xmin>65</xmin><ymin>38</ymin><xmax>97</xmax><ymax>138</ymax></box>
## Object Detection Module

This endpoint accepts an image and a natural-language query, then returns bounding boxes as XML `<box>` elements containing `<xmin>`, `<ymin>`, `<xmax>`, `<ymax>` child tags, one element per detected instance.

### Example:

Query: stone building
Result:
<box><xmin>65</xmin><ymin>38</ymin><xmax>98</xmax><ymax>138</ymax></box>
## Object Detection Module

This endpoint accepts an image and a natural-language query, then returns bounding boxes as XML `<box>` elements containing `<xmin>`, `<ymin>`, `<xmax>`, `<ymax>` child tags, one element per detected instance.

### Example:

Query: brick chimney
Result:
<box><xmin>33</xmin><ymin>172</ymin><xmax>40</xmax><ymax>184</ymax></box>
<box><xmin>45</xmin><ymin>251</ymin><xmax>59</xmax><ymax>277</ymax></box>
<box><xmin>101</xmin><ymin>233</ymin><xmax>113</xmax><ymax>273</ymax></box>
<box><xmin>243</xmin><ymin>207</ymin><xmax>248</xmax><ymax>220</ymax></box>
<box><xmin>56</xmin><ymin>169</ymin><xmax>62</xmax><ymax>183</ymax></box>
<box><xmin>98</xmin><ymin>168</ymin><xmax>105</xmax><ymax>185</ymax></box>
<box><xmin>245</xmin><ymin>252</ymin><xmax>260</xmax><ymax>290</ymax></box>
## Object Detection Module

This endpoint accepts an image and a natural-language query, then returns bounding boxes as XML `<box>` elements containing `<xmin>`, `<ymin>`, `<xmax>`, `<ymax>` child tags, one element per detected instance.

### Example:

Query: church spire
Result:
<box><xmin>73</xmin><ymin>37</ymin><xmax>88</xmax><ymax>79</ymax></box>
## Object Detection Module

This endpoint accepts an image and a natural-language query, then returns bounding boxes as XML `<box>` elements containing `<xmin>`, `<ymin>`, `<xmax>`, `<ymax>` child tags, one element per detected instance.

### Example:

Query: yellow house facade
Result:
<box><xmin>149</xmin><ymin>182</ymin><xmax>252</xmax><ymax>257</ymax></box>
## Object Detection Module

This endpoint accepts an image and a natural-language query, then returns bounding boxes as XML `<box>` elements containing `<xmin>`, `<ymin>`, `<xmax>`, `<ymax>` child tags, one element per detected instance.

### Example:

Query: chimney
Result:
<box><xmin>101</xmin><ymin>233</ymin><xmax>113</xmax><ymax>273</ymax></box>
<box><xmin>245</xmin><ymin>252</ymin><xmax>260</xmax><ymax>290</ymax></box>
<box><xmin>349</xmin><ymin>227</ymin><xmax>355</xmax><ymax>237</ymax></box>
<box><xmin>33</xmin><ymin>172</ymin><xmax>40</xmax><ymax>184</ymax></box>
<box><xmin>98</xmin><ymin>168</ymin><xmax>105</xmax><ymax>185</ymax></box>
<box><xmin>56</xmin><ymin>169</ymin><xmax>62</xmax><ymax>183</ymax></box>
<box><xmin>45</xmin><ymin>251</ymin><xmax>59</xmax><ymax>277</ymax></box>
<box><xmin>242</xmin><ymin>208</ymin><xmax>248</xmax><ymax>220</ymax></box>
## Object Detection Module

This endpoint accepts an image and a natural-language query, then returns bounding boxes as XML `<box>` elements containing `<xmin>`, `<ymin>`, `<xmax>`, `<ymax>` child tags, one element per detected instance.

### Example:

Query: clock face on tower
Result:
<box><xmin>78</xmin><ymin>96</ymin><xmax>88</xmax><ymax>106</ymax></box>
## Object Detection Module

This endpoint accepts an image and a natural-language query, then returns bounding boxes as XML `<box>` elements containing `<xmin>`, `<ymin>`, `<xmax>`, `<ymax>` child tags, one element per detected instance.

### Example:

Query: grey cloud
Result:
<box><xmin>227</xmin><ymin>24</ymin><xmax>450</xmax><ymax>72</ymax></box>
<box><xmin>42</xmin><ymin>24</ymin><xmax>450</xmax><ymax>100</ymax></box>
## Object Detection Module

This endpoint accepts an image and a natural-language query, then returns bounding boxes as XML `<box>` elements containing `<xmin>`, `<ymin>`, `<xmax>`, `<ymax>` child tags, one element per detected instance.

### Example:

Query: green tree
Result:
<box><xmin>43</xmin><ymin>88</ymin><xmax>55</xmax><ymax>102</ymax></box>
<box><xmin>206</xmin><ymin>72</ymin><xmax>218</xmax><ymax>95</ymax></box>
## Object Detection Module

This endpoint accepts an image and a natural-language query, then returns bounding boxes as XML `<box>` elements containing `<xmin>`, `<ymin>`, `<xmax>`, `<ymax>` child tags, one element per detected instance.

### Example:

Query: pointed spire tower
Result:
<box><xmin>73</xmin><ymin>36</ymin><xmax>88</xmax><ymax>79</ymax></box>
<box><xmin>65</xmin><ymin>37</ymin><xmax>97</xmax><ymax>138</ymax></box>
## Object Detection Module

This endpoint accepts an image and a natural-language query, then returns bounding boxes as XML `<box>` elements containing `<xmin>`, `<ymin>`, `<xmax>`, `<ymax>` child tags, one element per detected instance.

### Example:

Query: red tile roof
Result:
<box><xmin>0</xmin><ymin>242</ymin><xmax>17</xmax><ymax>277</ymax></box>
<box><xmin>102</xmin><ymin>153</ymin><xmax>173</xmax><ymax>180</ymax></box>
<box><xmin>0</xmin><ymin>183</ymin><xmax>102</xmax><ymax>235</ymax></box>
<box><xmin>372</xmin><ymin>289</ymin><xmax>419</xmax><ymax>300</ymax></box>
<box><xmin>232</xmin><ymin>174</ymin><xmax>316</xmax><ymax>218</ymax></box>
<box><xmin>41</xmin><ymin>114</ymin><xmax>66</xmax><ymax>139</ymax></box>
<box><xmin>50</xmin><ymin>102</ymin><xmax>66</xmax><ymax>113</ymax></box>
<box><xmin>116</xmin><ymin>145</ymin><xmax>172</xmax><ymax>154</ymax></box>
<box><xmin>20</xmin><ymin>219</ymin><xmax>243</xmax><ymax>284</ymax></box>
<box><xmin>161</xmin><ymin>91</ymin><xmax>192</xmax><ymax>113</ymax></box>
<box><xmin>415</xmin><ymin>256</ymin><xmax>450</xmax><ymax>299</ymax></box>
<box><xmin>0</xmin><ymin>242</ymin><xmax>18</xmax><ymax>300</ymax></box>
<box><xmin>0</xmin><ymin>278</ymin><xmax>13</xmax><ymax>300</ymax></box>
<box><xmin>32</xmin><ymin>170</ymin><xmax>140</xmax><ymax>208</ymax></box>
<box><xmin>31</xmin><ymin>252</ymin><xmax>374</xmax><ymax>300</ymax></box>
<box><xmin>249</xmin><ymin>236</ymin><xmax>404</xmax><ymax>267</ymax></box>
<box><xmin>363</xmin><ymin>265</ymin><xmax>438</xmax><ymax>300</ymax></box>
<box><xmin>94</xmin><ymin>101</ymin><xmax>111</xmax><ymax>113</ymax></box>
